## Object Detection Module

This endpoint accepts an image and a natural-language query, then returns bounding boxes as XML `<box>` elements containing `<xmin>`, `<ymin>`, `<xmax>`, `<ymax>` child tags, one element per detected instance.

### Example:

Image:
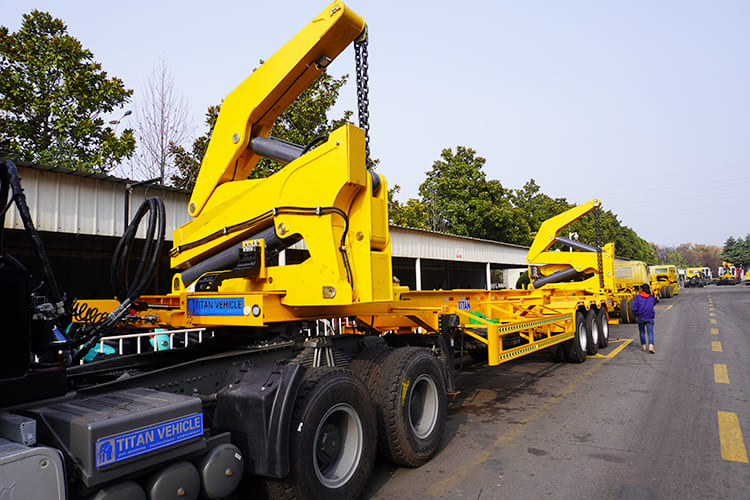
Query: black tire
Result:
<box><xmin>627</xmin><ymin>298</ymin><xmax>635</xmax><ymax>323</ymax></box>
<box><xmin>660</xmin><ymin>285</ymin><xmax>668</xmax><ymax>299</ymax></box>
<box><xmin>372</xmin><ymin>347</ymin><xmax>447</xmax><ymax>467</ymax></box>
<box><xmin>667</xmin><ymin>286</ymin><xmax>674</xmax><ymax>298</ymax></box>
<box><xmin>551</xmin><ymin>342</ymin><xmax>567</xmax><ymax>362</ymax></box>
<box><xmin>565</xmin><ymin>311</ymin><xmax>587</xmax><ymax>363</ymax></box>
<box><xmin>619</xmin><ymin>298</ymin><xmax>629</xmax><ymax>323</ymax></box>
<box><xmin>596</xmin><ymin>307</ymin><xmax>609</xmax><ymax>349</ymax></box>
<box><xmin>584</xmin><ymin>309</ymin><xmax>599</xmax><ymax>355</ymax></box>
<box><xmin>349</xmin><ymin>345</ymin><xmax>392</xmax><ymax>389</ymax></box>
<box><xmin>265</xmin><ymin>368</ymin><xmax>376</xmax><ymax>500</ymax></box>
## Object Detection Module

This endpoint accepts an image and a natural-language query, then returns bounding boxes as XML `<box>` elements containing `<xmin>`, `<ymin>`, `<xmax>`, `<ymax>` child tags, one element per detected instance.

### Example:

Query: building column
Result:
<box><xmin>415</xmin><ymin>258</ymin><xmax>422</xmax><ymax>291</ymax></box>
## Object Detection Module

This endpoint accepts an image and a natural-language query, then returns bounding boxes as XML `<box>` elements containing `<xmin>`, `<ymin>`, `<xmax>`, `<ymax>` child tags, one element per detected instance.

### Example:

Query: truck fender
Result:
<box><xmin>213</xmin><ymin>363</ymin><xmax>305</xmax><ymax>478</ymax></box>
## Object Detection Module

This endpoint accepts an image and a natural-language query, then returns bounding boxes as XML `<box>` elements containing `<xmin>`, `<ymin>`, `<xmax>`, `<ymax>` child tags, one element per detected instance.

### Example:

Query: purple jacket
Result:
<box><xmin>632</xmin><ymin>291</ymin><xmax>656</xmax><ymax>320</ymax></box>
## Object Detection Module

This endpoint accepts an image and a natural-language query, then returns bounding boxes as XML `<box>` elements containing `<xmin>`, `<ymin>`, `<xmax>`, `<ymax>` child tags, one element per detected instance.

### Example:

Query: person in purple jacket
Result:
<box><xmin>632</xmin><ymin>283</ymin><xmax>657</xmax><ymax>353</ymax></box>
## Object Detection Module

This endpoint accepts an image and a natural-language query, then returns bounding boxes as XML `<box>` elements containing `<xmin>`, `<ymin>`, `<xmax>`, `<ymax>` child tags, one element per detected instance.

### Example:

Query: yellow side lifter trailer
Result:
<box><xmin>0</xmin><ymin>3</ymin><xmax>617</xmax><ymax>500</ymax></box>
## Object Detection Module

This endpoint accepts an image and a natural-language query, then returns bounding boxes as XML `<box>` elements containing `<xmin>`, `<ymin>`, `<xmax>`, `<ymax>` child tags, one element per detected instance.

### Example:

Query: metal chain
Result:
<box><xmin>354</xmin><ymin>35</ymin><xmax>371</xmax><ymax>166</ymax></box>
<box><xmin>595</xmin><ymin>208</ymin><xmax>604</xmax><ymax>289</ymax></box>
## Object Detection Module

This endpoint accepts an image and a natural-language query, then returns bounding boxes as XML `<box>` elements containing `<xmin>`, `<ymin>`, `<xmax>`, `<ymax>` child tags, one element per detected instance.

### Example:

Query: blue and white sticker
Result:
<box><xmin>457</xmin><ymin>299</ymin><xmax>471</xmax><ymax>310</ymax></box>
<box><xmin>95</xmin><ymin>413</ymin><xmax>203</xmax><ymax>468</ymax></box>
<box><xmin>187</xmin><ymin>297</ymin><xmax>244</xmax><ymax>316</ymax></box>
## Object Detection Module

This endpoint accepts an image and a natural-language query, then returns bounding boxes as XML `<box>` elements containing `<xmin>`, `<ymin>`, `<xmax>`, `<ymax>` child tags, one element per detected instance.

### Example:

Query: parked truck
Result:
<box><xmin>716</xmin><ymin>261</ymin><xmax>740</xmax><ymax>285</ymax></box>
<box><xmin>0</xmin><ymin>3</ymin><xmax>616</xmax><ymax>499</ymax></box>
<box><xmin>611</xmin><ymin>261</ymin><xmax>650</xmax><ymax>322</ymax></box>
<box><xmin>648</xmin><ymin>264</ymin><xmax>679</xmax><ymax>298</ymax></box>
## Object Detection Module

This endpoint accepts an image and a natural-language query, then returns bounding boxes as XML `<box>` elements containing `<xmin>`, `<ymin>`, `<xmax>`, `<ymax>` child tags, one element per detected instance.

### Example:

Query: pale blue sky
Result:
<box><xmin>2</xmin><ymin>1</ymin><xmax>748</xmax><ymax>247</ymax></box>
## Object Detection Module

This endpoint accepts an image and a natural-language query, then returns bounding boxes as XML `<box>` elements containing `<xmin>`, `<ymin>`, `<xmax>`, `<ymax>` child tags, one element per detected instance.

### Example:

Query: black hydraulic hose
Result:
<box><xmin>71</xmin><ymin>196</ymin><xmax>165</xmax><ymax>364</ymax></box>
<box><xmin>0</xmin><ymin>159</ymin><xmax>64</xmax><ymax>312</ymax></box>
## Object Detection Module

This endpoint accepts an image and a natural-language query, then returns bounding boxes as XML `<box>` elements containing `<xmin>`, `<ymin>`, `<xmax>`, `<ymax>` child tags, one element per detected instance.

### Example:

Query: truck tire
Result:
<box><xmin>584</xmin><ymin>309</ymin><xmax>599</xmax><ymax>355</ymax></box>
<box><xmin>565</xmin><ymin>311</ymin><xmax>587</xmax><ymax>363</ymax></box>
<box><xmin>619</xmin><ymin>298</ymin><xmax>629</xmax><ymax>323</ymax></box>
<box><xmin>372</xmin><ymin>347</ymin><xmax>447</xmax><ymax>467</ymax></box>
<box><xmin>596</xmin><ymin>307</ymin><xmax>609</xmax><ymax>348</ymax></box>
<box><xmin>660</xmin><ymin>285</ymin><xmax>668</xmax><ymax>299</ymax></box>
<box><xmin>627</xmin><ymin>298</ymin><xmax>635</xmax><ymax>323</ymax></box>
<box><xmin>266</xmin><ymin>368</ymin><xmax>376</xmax><ymax>500</ymax></box>
<box><xmin>349</xmin><ymin>345</ymin><xmax>392</xmax><ymax>389</ymax></box>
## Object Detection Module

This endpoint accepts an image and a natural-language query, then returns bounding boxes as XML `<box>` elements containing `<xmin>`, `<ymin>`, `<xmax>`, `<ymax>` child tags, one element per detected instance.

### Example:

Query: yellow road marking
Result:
<box><xmin>427</xmin><ymin>351</ymin><xmax>610</xmax><ymax>494</ymax></box>
<box><xmin>711</xmin><ymin>328</ymin><xmax>719</xmax><ymax>335</ymax></box>
<box><xmin>593</xmin><ymin>338</ymin><xmax>633</xmax><ymax>358</ymax></box>
<box><xmin>710</xmin><ymin>312</ymin><xmax>716</xmax><ymax>317</ymax></box>
<box><xmin>665</xmin><ymin>304</ymin><xmax>673</xmax><ymax>310</ymax></box>
<box><xmin>709</xmin><ymin>307</ymin><xmax>714</xmax><ymax>312</ymax></box>
<box><xmin>712</xmin><ymin>341</ymin><xmax>723</xmax><ymax>352</ymax></box>
<box><xmin>717</xmin><ymin>411</ymin><xmax>749</xmax><ymax>463</ymax></box>
<box><xmin>711</xmin><ymin>319</ymin><xmax>717</xmax><ymax>324</ymax></box>
<box><xmin>714</xmin><ymin>364</ymin><xmax>730</xmax><ymax>384</ymax></box>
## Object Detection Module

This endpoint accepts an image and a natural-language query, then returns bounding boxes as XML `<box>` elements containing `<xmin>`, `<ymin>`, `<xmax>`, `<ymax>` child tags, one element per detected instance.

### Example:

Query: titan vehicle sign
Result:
<box><xmin>95</xmin><ymin>413</ymin><xmax>203</xmax><ymax>467</ymax></box>
<box><xmin>187</xmin><ymin>297</ymin><xmax>245</xmax><ymax>316</ymax></box>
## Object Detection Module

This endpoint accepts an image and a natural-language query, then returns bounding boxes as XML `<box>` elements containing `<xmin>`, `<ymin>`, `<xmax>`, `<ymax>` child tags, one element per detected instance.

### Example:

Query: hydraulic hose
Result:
<box><xmin>0</xmin><ymin>159</ymin><xmax>65</xmax><ymax>316</ymax></box>
<box><xmin>71</xmin><ymin>196</ymin><xmax>166</xmax><ymax>363</ymax></box>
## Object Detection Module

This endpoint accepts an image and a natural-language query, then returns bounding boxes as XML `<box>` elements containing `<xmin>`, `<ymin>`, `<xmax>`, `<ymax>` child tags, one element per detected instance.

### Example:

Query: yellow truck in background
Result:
<box><xmin>717</xmin><ymin>261</ymin><xmax>740</xmax><ymax>285</ymax></box>
<box><xmin>649</xmin><ymin>264</ymin><xmax>679</xmax><ymax>298</ymax></box>
<box><xmin>685</xmin><ymin>267</ymin><xmax>711</xmax><ymax>287</ymax></box>
<box><xmin>612</xmin><ymin>261</ymin><xmax>650</xmax><ymax>322</ymax></box>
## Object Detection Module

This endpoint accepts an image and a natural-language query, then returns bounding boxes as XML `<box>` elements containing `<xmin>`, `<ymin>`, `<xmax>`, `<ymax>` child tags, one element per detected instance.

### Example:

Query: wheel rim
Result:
<box><xmin>590</xmin><ymin>318</ymin><xmax>599</xmax><ymax>344</ymax></box>
<box><xmin>313</xmin><ymin>403</ymin><xmax>363</xmax><ymax>489</ymax></box>
<box><xmin>601</xmin><ymin>318</ymin><xmax>609</xmax><ymax>340</ymax></box>
<box><xmin>408</xmin><ymin>374</ymin><xmax>440</xmax><ymax>440</ymax></box>
<box><xmin>577</xmin><ymin>320</ymin><xmax>587</xmax><ymax>352</ymax></box>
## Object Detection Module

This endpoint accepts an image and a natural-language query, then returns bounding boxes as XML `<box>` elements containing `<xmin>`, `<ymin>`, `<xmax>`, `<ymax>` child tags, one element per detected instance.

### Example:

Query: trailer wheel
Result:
<box><xmin>584</xmin><ymin>309</ymin><xmax>599</xmax><ymax>355</ymax></box>
<box><xmin>596</xmin><ymin>307</ymin><xmax>609</xmax><ymax>348</ymax></box>
<box><xmin>619</xmin><ymin>298</ymin><xmax>629</xmax><ymax>323</ymax></box>
<box><xmin>266</xmin><ymin>368</ymin><xmax>376</xmax><ymax>500</ymax></box>
<box><xmin>565</xmin><ymin>311</ymin><xmax>587</xmax><ymax>363</ymax></box>
<box><xmin>349</xmin><ymin>345</ymin><xmax>392</xmax><ymax>389</ymax></box>
<box><xmin>373</xmin><ymin>347</ymin><xmax>447</xmax><ymax>467</ymax></box>
<box><xmin>627</xmin><ymin>298</ymin><xmax>635</xmax><ymax>323</ymax></box>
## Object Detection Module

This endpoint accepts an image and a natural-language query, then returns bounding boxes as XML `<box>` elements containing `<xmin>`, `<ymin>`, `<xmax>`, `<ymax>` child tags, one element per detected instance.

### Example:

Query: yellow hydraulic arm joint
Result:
<box><xmin>189</xmin><ymin>1</ymin><xmax>366</xmax><ymax>218</ymax></box>
<box><xmin>525</xmin><ymin>199</ymin><xmax>615</xmax><ymax>293</ymax></box>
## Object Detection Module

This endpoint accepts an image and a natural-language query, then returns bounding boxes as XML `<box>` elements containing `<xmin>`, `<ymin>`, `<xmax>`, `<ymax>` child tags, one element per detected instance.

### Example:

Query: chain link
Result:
<box><xmin>354</xmin><ymin>35</ymin><xmax>371</xmax><ymax>167</ymax></box>
<box><xmin>595</xmin><ymin>208</ymin><xmax>604</xmax><ymax>289</ymax></box>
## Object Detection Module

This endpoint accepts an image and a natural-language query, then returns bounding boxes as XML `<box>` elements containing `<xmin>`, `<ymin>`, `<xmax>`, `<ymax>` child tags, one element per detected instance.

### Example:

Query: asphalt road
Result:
<box><xmin>364</xmin><ymin>285</ymin><xmax>750</xmax><ymax>499</ymax></box>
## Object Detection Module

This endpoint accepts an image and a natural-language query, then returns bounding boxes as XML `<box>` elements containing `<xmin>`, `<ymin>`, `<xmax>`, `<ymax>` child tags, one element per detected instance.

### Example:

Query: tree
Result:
<box><xmin>510</xmin><ymin>179</ymin><xmax>571</xmax><ymax>238</ymax></box>
<box><xmin>418</xmin><ymin>146</ymin><xmax>530</xmax><ymax>243</ymax></box>
<box><xmin>722</xmin><ymin>234</ymin><xmax>750</xmax><ymax>270</ymax></box>
<box><xmin>388</xmin><ymin>185</ymin><xmax>428</xmax><ymax>228</ymax></box>
<box><xmin>133</xmin><ymin>57</ymin><xmax>192</xmax><ymax>185</ymax></box>
<box><xmin>0</xmin><ymin>10</ymin><xmax>135</xmax><ymax>172</ymax></box>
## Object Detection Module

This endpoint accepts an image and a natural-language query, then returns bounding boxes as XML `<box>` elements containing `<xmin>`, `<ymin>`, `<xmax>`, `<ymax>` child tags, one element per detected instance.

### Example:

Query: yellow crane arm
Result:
<box><xmin>188</xmin><ymin>1</ymin><xmax>366</xmax><ymax>217</ymax></box>
<box><xmin>525</xmin><ymin>198</ymin><xmax>602</xmax><ymax>265</ymax></box>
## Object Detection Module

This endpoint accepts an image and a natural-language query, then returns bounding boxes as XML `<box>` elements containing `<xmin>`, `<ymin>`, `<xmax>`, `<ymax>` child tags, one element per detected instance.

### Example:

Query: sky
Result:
<box><xmin>2</xmin><ymin>0</ymin><xmax>749</xmax><ymax>247</ymax></box>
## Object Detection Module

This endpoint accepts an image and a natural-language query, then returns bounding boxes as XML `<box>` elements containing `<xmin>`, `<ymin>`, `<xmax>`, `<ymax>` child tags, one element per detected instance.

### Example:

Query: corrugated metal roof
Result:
<box><xmin>2</xmin><ymin>163</ymin><xmax>529</xmax><ymax>266</ymax></box>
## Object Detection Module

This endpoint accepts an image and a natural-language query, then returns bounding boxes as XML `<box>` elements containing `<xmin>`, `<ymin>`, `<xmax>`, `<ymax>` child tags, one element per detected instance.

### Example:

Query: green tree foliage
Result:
<box><xmin>387</xmin><ymin>184</ymin><xmax>428</xmax><ymax>228</ymax></box>
<box><xmin>0</xmin><ymin>10</ymin><xmax>135</xmax><ymax>172</ymax></box>
<box><xmin>510</xmin><ymin>179</ymin><xmax>571</xmax><ymax>239</ymax></box>
<box><xmin>417</xmin><ymin>146</ymin><xmax>530</xmax><ymax>243</ymax></box>
<box><xmin>721</xmin><ymin>234</ymin><xmax>750</xmax><ymax>270</ymax></box>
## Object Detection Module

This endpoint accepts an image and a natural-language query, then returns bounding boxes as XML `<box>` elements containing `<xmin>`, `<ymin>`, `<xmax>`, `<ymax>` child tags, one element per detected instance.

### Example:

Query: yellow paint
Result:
<box><xmin>714</xmin><ymin>364</ymin><xmax>730</xmax><ymax>384</ymax></box>
<box><xmin>717</xmin><ymin>411</ymin><xmax>749</xmax><ymax>463</ymax></box>
<box><xmin>593</xmin><ymin>338</ymin><xmax>634</xmax><ymax>358</ymax></box>
<box><xmin>712</xmin><ymin>341</ymin><xmax>723</xmax><ymax>352</ymax></box>
<box><xmin>709</xmin><ymin>307</ymin><xmax>714</xmax><ymax>312</ymax></box>
<box><xmin>709</xmin><ymin>312</ymin><xmax>716</xmax><ymax>317</ymax></box>
<box><xmin>711</xmin><ymin>328</ymin><xmax>719</xmax><ymax>335</ymax></box>
<box><xmin>710</xmin><ymin>319</ymin><xmax>717</xmax><ymax>324</ymax></box>
<box><xmin>401</xmin><ymin>380</ymin><xmax>411</xmax><ymax>406</ymax></box>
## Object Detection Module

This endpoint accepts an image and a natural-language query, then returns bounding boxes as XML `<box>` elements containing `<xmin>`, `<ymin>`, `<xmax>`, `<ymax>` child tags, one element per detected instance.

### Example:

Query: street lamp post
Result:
<box><xmin>109</xmin><ymin>110</ymin><xmax>132</xmax><ymax>177</ymax></box>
